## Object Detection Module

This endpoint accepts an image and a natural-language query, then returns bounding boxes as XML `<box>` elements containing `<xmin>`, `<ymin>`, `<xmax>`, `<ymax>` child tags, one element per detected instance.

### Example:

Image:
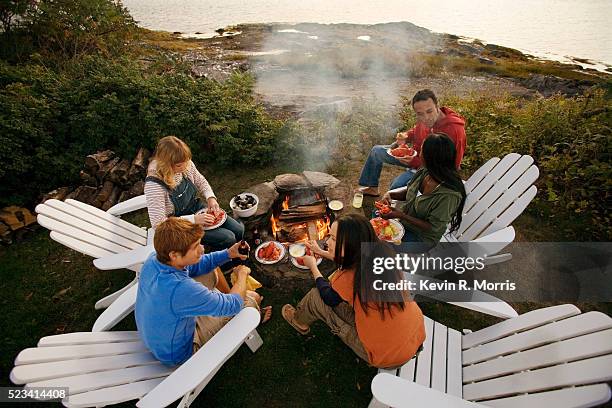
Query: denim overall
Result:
<box><xmin>145</xmin><ymin>175</ymin><xmax>244</xmax><ymax>250</ymax></box>
<box><xmin>145</xmin><ymin>176</ymin><xmax>204</xmax><ymax>217</ymax></box>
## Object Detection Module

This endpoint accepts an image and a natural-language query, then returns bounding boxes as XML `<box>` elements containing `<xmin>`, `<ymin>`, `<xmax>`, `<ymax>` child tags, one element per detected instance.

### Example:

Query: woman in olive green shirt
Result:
<box><xmin>381</xmin><ymin>133</ymin><xmax>466</xmax><ymax>247</ymax></box>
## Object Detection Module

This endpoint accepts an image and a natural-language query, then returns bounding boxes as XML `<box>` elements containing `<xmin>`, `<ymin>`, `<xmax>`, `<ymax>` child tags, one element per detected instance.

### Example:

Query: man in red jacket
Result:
<box><xmin>357</xmin><ymin>89</ymin><xmax>466</xmax><ymax>196</ymax></box>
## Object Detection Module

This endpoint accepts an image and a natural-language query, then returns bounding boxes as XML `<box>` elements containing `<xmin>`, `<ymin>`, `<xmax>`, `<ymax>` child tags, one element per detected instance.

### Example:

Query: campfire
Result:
<box><xmin>270</xmin><ymin>188</ymin><xmax>331</xmax><ymax>243</ymax></box>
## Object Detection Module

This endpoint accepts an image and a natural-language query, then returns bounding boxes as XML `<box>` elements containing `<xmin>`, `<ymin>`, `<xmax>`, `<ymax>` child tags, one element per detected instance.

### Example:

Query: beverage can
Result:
<box><xmin>352</xmin><ymin>192</ymin><xmax>364</xmax><ymax>208</ymax></box>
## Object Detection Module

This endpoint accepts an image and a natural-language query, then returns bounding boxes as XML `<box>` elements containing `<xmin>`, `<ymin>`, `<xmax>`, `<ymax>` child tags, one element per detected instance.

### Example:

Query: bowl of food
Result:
<box><xmin>289</xmin><ymin>243</ymin><xmax>306</xmax><ymax>258</ymax></box>
<box><xmin>230</xmin><ymin>193</ymin><xmax>259</xmax><ymax>218</ymax></box>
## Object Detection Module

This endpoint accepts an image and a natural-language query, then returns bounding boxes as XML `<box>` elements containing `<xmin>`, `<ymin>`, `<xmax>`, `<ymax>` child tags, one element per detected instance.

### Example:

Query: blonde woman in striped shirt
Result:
<box><xmin>144</xmin><ymin>136</ymin><xmax>245</xmax><ymax>251</ymax></box>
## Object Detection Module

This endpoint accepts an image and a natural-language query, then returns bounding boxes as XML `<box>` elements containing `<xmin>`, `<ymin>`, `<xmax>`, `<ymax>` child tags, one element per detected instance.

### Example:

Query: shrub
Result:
<box><xmin>0</xmin><ymin>57</ymin><xmax>287</xmax><ymax>207</ymax></box>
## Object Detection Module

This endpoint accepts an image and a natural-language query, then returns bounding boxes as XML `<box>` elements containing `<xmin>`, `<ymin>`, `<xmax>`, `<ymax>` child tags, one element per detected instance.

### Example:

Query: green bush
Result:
<box><xmin>0</xmin><ymin>57</ymin><xmax>287</xmax><ymax>207</ymax></box>
<box><xmin>1</xmin><ymin>0</ymin><xmax>137</xmax><ymax>62</ymax></box>
<box><xmin>400</xmin><ymin>91</ymin><xmax>611</xmax><ymax>240</ymax></box>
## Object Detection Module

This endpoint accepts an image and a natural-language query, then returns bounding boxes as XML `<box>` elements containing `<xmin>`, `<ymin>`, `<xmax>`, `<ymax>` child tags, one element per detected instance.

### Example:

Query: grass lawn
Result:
<box><xmin>1</xmin><ymin>159</ymin><xmax>610</xmax><ymax>407</ymax></box>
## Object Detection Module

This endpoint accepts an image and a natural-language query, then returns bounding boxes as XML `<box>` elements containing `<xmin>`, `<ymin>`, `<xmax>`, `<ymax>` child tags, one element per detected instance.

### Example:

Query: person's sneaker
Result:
<box><xmin>356</xmin><ymin>186</ymin><xmax>380</xmax><ymax>197</ymax></box>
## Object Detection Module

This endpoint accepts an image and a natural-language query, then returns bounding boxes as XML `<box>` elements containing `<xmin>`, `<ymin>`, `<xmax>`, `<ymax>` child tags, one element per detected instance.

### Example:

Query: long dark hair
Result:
<box><xmin>421</xmin><ymin>133</ymin><xmax>467</xmax><ymax>233</ymax></box>
<box><xmin>334</xmin><ymin>214</ymin><xmax>407</xmax><ymax>319</ymax></box>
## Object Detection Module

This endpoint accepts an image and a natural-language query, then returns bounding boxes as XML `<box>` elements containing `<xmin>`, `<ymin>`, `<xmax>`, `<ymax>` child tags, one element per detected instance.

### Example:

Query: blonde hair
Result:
<box><xmin>153</xmin><ymin>136</ymin><xmax>192</xmax><ymax>188</ymax></box>
<box><xmin>154</xmin><ymin>217</ymin><xmax>204</xmax><ymax>264</ymax></box>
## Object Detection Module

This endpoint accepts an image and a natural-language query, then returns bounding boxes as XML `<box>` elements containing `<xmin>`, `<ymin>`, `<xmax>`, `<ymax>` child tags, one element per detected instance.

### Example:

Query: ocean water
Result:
<box><xmin>122</xmin><ymin>0</ymin><xmax>611</xmax><ymax>69</ymax></box>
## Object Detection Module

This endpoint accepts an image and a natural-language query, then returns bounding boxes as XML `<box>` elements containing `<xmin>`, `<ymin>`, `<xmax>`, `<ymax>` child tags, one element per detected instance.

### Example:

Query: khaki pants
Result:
<box><xmin>293</xmin><ymin>287</ymin><xmax>369</xmax><ymax>364</ymax></box>
<box><xmin>192</xmin><ymin>268</ymin><xmax>259</xmax><ymax>352</ymax></box>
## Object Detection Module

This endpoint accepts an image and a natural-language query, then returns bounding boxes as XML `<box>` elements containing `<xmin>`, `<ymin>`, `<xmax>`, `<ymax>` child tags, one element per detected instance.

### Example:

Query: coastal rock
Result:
<box><xmin>521</xmin><ymin>74</ymin><xmax>596</xmax><ymax>97</ymax></box>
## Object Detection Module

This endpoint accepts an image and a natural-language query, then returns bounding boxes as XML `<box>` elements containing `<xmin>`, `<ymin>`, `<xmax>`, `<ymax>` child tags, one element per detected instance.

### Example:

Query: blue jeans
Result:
<box><xmin>358</xmin><ymin>145</ymin><xmax>416</xmax><ymax>189</ymax></box>
<box><xmin>202</xmin><ymin>216</ymin><xmax>244</xmax><ymax>250</ymax></box>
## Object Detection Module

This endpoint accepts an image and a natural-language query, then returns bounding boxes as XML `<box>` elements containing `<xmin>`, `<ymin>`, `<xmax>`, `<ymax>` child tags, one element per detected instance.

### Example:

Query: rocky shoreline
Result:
<box><xmin>142</xmin><ymin>22</ymin><xmax>610</xmax><ymax>112</ymax></box>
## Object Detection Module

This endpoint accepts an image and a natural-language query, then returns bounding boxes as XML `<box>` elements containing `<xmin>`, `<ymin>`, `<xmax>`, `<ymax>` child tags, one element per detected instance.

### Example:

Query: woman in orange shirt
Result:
<box><xmin>282</xmin><ymin>214</ymin><xmax>425</xmax><ymax>368</ymax></box>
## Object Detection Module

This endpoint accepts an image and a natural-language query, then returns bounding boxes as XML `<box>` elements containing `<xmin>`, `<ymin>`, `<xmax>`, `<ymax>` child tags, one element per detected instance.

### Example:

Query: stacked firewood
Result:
<box><xmin>41</xmin><ymin>148</ymin><xmax>151</xmax><ymax>211</ymax></box>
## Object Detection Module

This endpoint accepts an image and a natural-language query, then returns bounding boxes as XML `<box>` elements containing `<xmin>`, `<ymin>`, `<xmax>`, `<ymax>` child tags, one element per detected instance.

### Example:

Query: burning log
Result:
<box><xmin>279</xmin><ymin>203</ymin><xmax>327</xmax><ymax>222</ymax></box>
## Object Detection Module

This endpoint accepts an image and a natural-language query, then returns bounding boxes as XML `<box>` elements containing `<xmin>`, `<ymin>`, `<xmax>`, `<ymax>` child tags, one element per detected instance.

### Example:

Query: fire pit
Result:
<box><xmin>235</xmin><ymin>171</ymin><xmax>356</xmax><ymax>286</ymax></box>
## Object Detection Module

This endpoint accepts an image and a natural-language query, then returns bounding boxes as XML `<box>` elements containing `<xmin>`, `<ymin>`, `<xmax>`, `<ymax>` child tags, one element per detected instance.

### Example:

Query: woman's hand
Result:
<box><xmin>195</xmin><ymin>213</ymin><xmax>215</xmax><ymax>226</ymax></box>
<box><xmin>228</xmin><ymin>241</ymin><xmax>249</xmax><ymax>260</ymax></box>
<box><xmin>305</xmin><ymin>240</ymin><xmax>324</xmax><ymax>256</ymax></box>
<box><xmin>381</xmin><ymin>209</ymin><xmax>405</xmax><ymax>220</ymax></box>
<box><xmin>380</xmin><ymin>192</ymin><xmax>392</xmax><ymax>206</ymax></box>
<box><xmin>207</xmin><ymin>197</ymin><xmax>221</xmax><ymax>212</ymax></box>
<box><xmin>300</xmin><ymin>255</ymin><xmax>323</xmax><ymax>279</ymax></box>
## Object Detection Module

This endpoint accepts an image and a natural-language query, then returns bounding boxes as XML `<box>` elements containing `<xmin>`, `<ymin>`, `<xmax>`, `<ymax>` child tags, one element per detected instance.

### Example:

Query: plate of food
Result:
<box><xmin>289</xmin><ymin>244</ymin><xmax>323</xmax><ymax>269</ymax></box>
<box><xmin>200</xmin><ymin>208</ymin><xmax>227</xmax><ymax>231</ymax></box>
<box><xmin>255</xmin><ymin>241</ymin><xmax>285</xmax><ymax>264</ymax></box>
<box><xmin>387</xmin><ymin>145</ymin><xmax>417</xmax><ymax>159</ymax></box>
<box><xmin>370</xmin><ymin>217</ymin><xmax>405</xmax><ymax>242</ymax></box>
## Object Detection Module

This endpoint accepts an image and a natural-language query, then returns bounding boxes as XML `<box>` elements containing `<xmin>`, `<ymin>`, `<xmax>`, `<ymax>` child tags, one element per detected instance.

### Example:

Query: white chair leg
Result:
<box><xmin>245</xmin><ymin>330</ymin><xmax>263</xmax><ymax>352</ymax></box>
<box><xmin>94</xmin><ymin>277</ymin><xmax>138</xmax><ymax>309</ymax></box>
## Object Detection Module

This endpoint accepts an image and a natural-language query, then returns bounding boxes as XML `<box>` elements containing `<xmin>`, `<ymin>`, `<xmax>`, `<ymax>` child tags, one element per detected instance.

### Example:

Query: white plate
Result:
<box><xmin>254</xmin><ymin>241</ymin><xmax>285</xmax><ymax>264</ymax></box>
<box><xmin>328</xmin><ymin>200</ymin><xmax>343</xmax><ymax>211</ymax></box>
<box><xmin>386</xmin><ymin>147</ymin><xmax>417</xmax><ymax>159</ymax></box>
<box><xmin>290</xmin><ymin>255</ymin><xmax>323</xmax><ymax>269</ymax></box>
<box><xmin>202</xmin><ymin>210</ymin><xmax>227</xmax><ymax>231</ymax></box>
<box><xmin>371</xmin><ymin>218</ymin><xmax>405</xmax><ymax>242</ymax></box>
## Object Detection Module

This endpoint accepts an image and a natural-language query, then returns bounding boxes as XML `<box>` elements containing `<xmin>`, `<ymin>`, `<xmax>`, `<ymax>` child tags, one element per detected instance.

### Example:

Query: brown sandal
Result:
<box><xmin>357</xmin><ymin>186</ymin><xmax>380</xmax><ymax>197</ymax></box>
<box><xmin>282</xmin><ymin>304</ymin><xmax>310</xmax><ymax>335</ymax></box>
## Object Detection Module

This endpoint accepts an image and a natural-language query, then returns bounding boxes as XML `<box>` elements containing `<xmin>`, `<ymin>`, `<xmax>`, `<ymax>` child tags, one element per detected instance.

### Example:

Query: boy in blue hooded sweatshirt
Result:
<box><xmin>135</xmin><ymin>217</ymin><xmax>271</xmax><ymax>365</ymax></box>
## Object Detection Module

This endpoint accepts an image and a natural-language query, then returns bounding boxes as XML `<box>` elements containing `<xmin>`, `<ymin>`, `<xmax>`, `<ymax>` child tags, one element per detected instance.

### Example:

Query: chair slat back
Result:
<box><xmin>37</xmin><ymin>201</ymin><xmax>145</xmax><ymax>249</ymax></box>
<box><xmin>455</xmin><ymin>166</ymin><xmax>539</xmax><ymax>241</ymax></box>
<box><xmin>29</xmin><ymin>364</ymin><xmax>174</xmax><ymax>396</ymax></box>
<box><xmin>38</xmin><ymin>215</ymin><xmax>130</xmax><ymax>254</ymax></box>
<box><xmin>458</xmin><ymin>162</ymin><xmax>538</xmax><ymax>240</ymax></box>
<box><xmin>10</xmin><ymin>352</ymin><xmax>158</xmax><ymax>384</ymax></box>
<box><xmin>462</xmin><ymin>304</ymin><xmax>580</xmax><ymax>349</ymax></box>
<box><xmin>50</xmin><ymin>231</ymin><xmax>115</xmax><ymax>259</ymax></box>
<box><xmin>463</xmin><ymin>354</ymin><xmax>612</xmax><ymax>401</ymax></box>
<box><xmin>65</xmin><ymin>199</ymin><xmax>147</xmax><ymax>239</ymax></box>
<box><xmin>482</xmin><ymin>384</ymin><xmax>612</xmax><ymax>408</ymax></box>
<box><xmin>463</xmin><ymin>153</ymin><xmax>522</xmax><ymax>213</ymax></box>
<box><xmin>38</xmin><ymin>331</ymin><xmax>141</xmax><ymax>346</ymax></box>
<box><xmin>431</xmin><ymin>322</ymin><xmax>448</xmax><ymax>392</ymax></box>
<box><xmin>14</xmin><ymin>341</ymin><xmax>148</xmax><ymax>365</ymax></box>
<box><xmin>415</xmin><ymin>317</ymin><xmax>434</xmax><ymax>387</ymax></box>
<box><xmin>463</xmin><ymin>328</ymin><xmax>612</xmax><ymax>383</ymax></box>
<box><xmin>66</xmin><ymin>378</ymin><xmax>165</xmax><ymax>408</ymax></box>
<box><xmin>463</xmin><ymin>312</ymin><xmax>612</xmax><ymax>365</ymax></box>
<box><xmin>464</xmin><ymin>157</ymin><xmax>500</xmax><ymax>195</ymax></box>
<box><xmin>43</xmin><ymin>199</ymin><xmax>146</xmax><ymax>243</ymax></box>
<box><xmin>446</xmin><ymin>328</ymin><xmax>463</xmax><ymax>398</ymax></box>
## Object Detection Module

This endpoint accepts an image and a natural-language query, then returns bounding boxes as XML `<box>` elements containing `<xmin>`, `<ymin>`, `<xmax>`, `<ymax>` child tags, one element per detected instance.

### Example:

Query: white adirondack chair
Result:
<box><xmin>369</xmin><ymin>304</ymin><xmax>612</xmax><ymax>408</ymax></box>
<box><xmin>35</xmin><ymin>196</ymin><xmax>151</xmax><ymax>331</ymax></box>
<box><xmin>10</xmin><ymin>307</ymin><xmax>263</xmax><ymax>408</ymax></box>
<box><xmin>389</xmin><ymin>153</ymin><xmax>539</xmax><ymax>265</ymax></box>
